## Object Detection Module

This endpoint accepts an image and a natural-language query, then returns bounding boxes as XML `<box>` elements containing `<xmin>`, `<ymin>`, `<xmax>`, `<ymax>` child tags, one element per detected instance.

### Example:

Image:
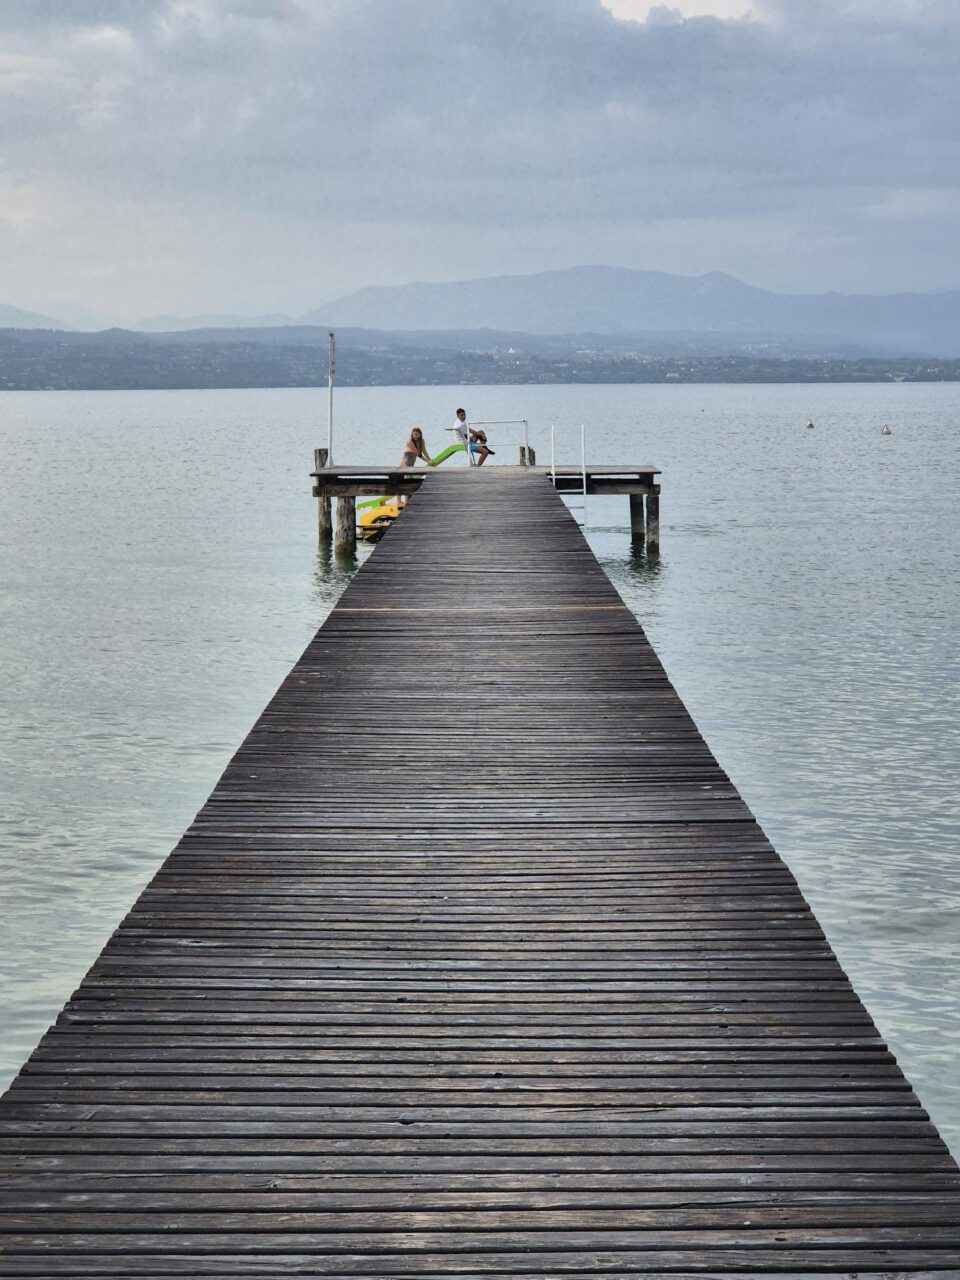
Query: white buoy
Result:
<box><xmin>881</xmin><ymin>423</ymin><xmax>892</xmax><ymax>435</ymax></box>
<box><xmin>806</xmin><ymin>420</ymin><xmax>815</xmax><ymax>429</ymax></box>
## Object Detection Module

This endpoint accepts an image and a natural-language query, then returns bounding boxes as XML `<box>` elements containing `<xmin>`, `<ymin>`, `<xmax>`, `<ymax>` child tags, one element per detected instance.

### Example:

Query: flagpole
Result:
<box><xmin>326</xmin><ymin>330</ymin><xmax>335</xmax><ymax>464</ymax></box>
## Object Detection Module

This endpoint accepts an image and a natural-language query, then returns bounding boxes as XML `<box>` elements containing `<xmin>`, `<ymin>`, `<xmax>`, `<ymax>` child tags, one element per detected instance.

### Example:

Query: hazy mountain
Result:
<box><xmin>307</xmin><ymin>266</ymin><xmax>960</xmax><ymax>356</ymax></box>
<box><xmin>17</xmin><ymin>265</ymin><xmax>960</xmax><ymax>354</ymax></box>
<box><xmin>0</xmin><ymin>302</ymin><xmax>71</xmax><ymax>330</ymax></box>
<box><xmin>135</xmin><ymin>311</ymin><xmax>295</xmax><ymax>332</ymax></box>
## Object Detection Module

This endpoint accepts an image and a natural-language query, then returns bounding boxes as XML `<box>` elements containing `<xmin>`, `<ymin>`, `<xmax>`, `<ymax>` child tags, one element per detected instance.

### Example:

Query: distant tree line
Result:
<box><xmin>0</xmin><ymin>329</ymin><xmax>955</xmax><ymax>390</ymax></box>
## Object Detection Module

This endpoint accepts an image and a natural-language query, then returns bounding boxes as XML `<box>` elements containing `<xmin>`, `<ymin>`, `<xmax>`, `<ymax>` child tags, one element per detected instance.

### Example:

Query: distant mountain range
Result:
<box><xmin>6</xmin><ymin>266</ymin><xmax>960</xmax><ymax>355</ymax></box>
<box><xmin>311</xmin><ymin>267</ymin><xmax>960</xmax><ymax>357</ymax></box>
<box><xmin>0</xmin><ymin>302</ymin><xmax>71</xmax><ymax>330</ymax></box>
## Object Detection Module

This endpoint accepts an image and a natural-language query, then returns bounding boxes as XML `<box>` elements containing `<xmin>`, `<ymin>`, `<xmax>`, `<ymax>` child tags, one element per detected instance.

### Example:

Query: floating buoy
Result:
<box><xmin>881</xmin><ymin>424</ymin><xmax>892</xmax><ymax>435</ymax></box>
<box><xmin>806</xmin><ymin>420</ymin><xmax>815</xmax><ymax>429</ymax></box>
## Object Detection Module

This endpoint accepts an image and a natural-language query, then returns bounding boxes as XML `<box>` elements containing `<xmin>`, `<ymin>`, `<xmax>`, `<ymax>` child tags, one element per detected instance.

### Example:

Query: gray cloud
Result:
<box><xmin>0</xmin><ymin>0</ymin><xmax>958</xmax><ymax>317</ymax></box>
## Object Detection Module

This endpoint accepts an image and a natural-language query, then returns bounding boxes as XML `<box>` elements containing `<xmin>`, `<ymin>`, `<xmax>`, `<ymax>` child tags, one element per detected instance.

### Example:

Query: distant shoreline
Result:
<box><xmin>3</xmin><ymin>376</ymin><xmax>958</xmax><ymax>390</ymax></box>
<box><xmin>2</xmin><ymin>374</ymin><xmax>956</xmax><ymax>391</ymax></box>
<box><xmin>1</xmin><ymin>329</ymin><xmax>956</xmax><ymax>391</ymax></box>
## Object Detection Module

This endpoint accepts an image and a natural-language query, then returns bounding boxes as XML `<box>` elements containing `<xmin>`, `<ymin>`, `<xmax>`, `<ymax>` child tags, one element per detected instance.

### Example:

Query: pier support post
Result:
<box><xmin>646</xmin><ymin>486</ymin><xmax>660</xmax><ymax>552</ymax></box>
<box><xmin>314</xmin><ymin>448</ymin><xmax>331</xmax><ymax>542</ymax></box>
<box><xmin>629</xmin><ymin>493</ymin><xmax>645</xmax><ymax>543</ymax></box>
<box><xmin>334</xmin><ymin>495</ymin><xmax>356</xmax><ymax>556</ymax></box>
<box><xmin>519</xmin><ymin>446</ymin><xmax>537</xmax><ymax>466</ymax></box>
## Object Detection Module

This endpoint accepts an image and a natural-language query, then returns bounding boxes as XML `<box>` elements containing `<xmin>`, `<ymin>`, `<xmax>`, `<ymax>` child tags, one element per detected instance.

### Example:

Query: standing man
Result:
<box><xmin>454</xmin><ymin>407</ymin><xmax>492</xmax><ymax>466</ymax></box>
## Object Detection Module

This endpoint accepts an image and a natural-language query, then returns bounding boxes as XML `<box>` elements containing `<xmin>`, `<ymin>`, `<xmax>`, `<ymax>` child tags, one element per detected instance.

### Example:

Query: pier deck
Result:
<box><xmin>311</xmin><ymin>462</ymin><xmax>660</xmax><ymax>498</ymax></box>
<box><xmin>1</xmin><ymin>469</ymin><xmax>958</xmax><ymax>1276</ymax></box>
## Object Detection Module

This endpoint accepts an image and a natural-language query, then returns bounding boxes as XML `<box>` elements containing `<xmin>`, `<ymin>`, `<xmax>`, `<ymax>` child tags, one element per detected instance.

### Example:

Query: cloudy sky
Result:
<box><xmin>1</xmin><ymin>0</ymin><xmax>957</xmax><ymax>321</ymax></box>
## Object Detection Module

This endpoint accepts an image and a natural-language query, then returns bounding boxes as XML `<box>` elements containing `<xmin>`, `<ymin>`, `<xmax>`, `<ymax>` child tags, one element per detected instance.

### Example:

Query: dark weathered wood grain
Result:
<box><xmin>1</xmin><ymin>469</ymin><xmax>957</xmax><ymax>1276</ymax></box>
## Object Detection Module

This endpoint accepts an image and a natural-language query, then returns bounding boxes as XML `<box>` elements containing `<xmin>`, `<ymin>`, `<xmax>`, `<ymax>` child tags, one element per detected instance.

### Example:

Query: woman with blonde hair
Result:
<box><xmin>399</xmin><ymin>426</ymin><xmax>434</xmax><ymax>468</ymax></box>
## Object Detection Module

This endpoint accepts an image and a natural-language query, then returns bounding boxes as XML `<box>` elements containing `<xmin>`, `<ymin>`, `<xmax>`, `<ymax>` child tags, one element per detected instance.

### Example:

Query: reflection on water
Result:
<box><xmin>0</xmin><ymin>383</ymin><xmax>957</xmax><ymax>1158</ymax></box>
<box><xmin>312</xmin><ymin>542</ymin><xmax>367</xmax><ymax>603</ymax></box>
<box><xmin>626</xmin><ymin>541</ymin><xmax>662</xmax><ymax>581</ymax></box>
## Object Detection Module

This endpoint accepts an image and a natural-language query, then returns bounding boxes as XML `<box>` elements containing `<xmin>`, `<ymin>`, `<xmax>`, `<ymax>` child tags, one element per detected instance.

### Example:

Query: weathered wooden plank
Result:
<box><xmin>4</xmin><ymin>1203</ymin><xmax>960</xmax><ymax>1231</ymax></box>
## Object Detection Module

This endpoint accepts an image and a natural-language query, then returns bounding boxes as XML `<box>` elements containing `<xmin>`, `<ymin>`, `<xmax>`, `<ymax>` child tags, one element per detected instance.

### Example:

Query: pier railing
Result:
<box><xmin>549</xmin><ymin>423</ymin><xmax>588</xmax><ymax>526</ymax></box>
<box><xmin>445</xmin><ymin>419</ymin><xmax>531</xmax><ymax>465</ymax></box>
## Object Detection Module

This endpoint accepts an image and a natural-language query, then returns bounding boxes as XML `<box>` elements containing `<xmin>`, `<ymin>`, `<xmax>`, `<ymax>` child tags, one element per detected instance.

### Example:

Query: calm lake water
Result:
<box><xmin>0</xmin><ymin>383</ymin><xmax>957</xmax><ymax>1154</ymax></box>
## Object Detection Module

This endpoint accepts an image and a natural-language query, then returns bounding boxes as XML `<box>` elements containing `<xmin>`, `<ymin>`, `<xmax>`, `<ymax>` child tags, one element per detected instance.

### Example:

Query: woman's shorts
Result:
<box><xmin>401</xmin><ymin>452</ymin><xmax>416</xmax><ymax>466</ymax></box>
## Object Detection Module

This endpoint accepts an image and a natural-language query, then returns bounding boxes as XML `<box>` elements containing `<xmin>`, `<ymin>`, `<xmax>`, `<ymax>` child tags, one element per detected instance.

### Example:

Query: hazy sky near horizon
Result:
<box><xmin>1</xmin><ymin>0</ymin><xmax>958</xmax><ymax>322</ymax></box>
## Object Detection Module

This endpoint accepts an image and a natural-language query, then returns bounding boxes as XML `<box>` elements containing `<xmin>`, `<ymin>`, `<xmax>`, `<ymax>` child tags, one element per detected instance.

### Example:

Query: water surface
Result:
<box><xmin>0</xmin><ymin>383</ymin><xmax>957</xmax><ymax>1152</ymax></box>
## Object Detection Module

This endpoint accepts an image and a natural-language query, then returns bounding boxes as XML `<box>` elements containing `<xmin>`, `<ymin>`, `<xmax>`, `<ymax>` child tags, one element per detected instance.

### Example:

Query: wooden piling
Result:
<box><xmin>313</xmin><ymin>447</ymin><xmax>331</xmax><ymax>542</ymax></box>
<box><xmin>646</xmin><ymin>485</ymin><xmax>660</xmax><ymax>551</ymax></box>
<box><xmin>629</xmin><ymin>492</ymin><xmax>645</xmax><ymax>542</ymax></box>
<box><xmin>333</xmin><ymin>494</ymin><xmax>357</xmax><ymax>554</ymax></box>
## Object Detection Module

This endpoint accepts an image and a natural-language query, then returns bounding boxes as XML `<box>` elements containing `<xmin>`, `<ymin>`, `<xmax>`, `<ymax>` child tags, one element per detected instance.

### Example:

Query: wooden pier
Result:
<box><xmin>1</xmin><ymin>468</ymin><xmax>958</xmax><ymax>1276</ymax></box>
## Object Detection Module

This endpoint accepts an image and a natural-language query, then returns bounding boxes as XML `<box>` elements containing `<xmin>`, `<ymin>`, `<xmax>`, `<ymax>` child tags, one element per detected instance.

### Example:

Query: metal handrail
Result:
<box><xmin>469</xmin><ymin>420</ymin><xmax>530</xmax><ymax>464</ymax></box>
<box><xmin>445</xmin><ymin>419</ymin><xmax>531</xmax><ymax>466</ymax></box>
<box><xmin>580</xmin><ymin>423</ymin><xmax>587</xmax><ymax>526</ymax></box>
<box><xmin>548</xmin><ymin>422</ymin><xmax>587</xmax><ymax>527</ymax></box>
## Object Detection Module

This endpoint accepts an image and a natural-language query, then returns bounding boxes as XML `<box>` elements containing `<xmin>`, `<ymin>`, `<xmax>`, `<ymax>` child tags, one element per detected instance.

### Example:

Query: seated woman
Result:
<box><xmin>394</xmin><ymin>426</ymin><xmax>434</xmax><ymax>506</ymax></box>
<box><xmin>399</xmin><ymin>426</ymin><xmax>434</xmax><ymax>468</ymax></box>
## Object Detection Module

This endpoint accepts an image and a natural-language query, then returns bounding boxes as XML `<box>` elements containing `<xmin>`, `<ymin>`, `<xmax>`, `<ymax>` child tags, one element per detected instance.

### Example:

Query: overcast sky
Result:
<box><xmin>1</xmin><ymin>0</ymin><xmax>957</xmax><ymax>321</ymax></box>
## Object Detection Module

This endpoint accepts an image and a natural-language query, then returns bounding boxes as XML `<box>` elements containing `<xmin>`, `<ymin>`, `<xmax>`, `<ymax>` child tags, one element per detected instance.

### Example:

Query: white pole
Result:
<box><xmin>326</xmin><ymin>330</ymin><xmax>335</xmax><ymax>464</ymax></box>
<box><xmin>550</xmin><ymin>424</ymin><xmax>556</xmax><ymax>484</ymax></box>
<box><xmin>580</xmin><ymin>423</ymin><xmax>587</xmax><ymax>527</ymax></box>
<box><xmin>522</xmin><ymin>419</ymin><xmax>529</xmax><ymax>466</ymax></box>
